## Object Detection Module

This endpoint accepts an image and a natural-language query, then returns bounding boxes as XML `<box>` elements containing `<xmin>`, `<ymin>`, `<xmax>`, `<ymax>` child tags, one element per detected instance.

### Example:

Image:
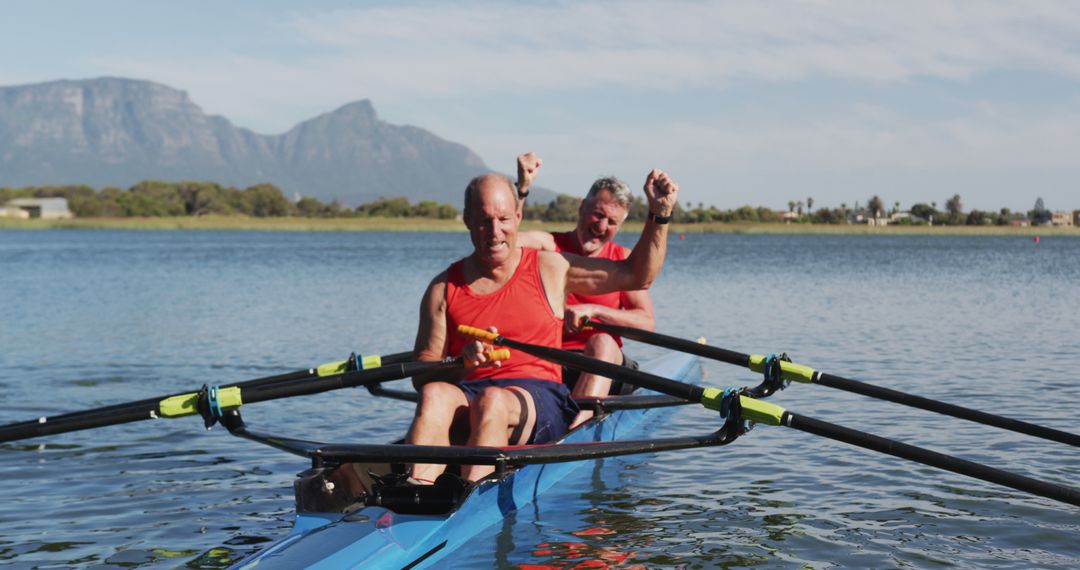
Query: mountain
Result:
<box><xmin>0</xmin><ymin>77</ymin><xmax>554</xmax><ymax>205</ymax></box>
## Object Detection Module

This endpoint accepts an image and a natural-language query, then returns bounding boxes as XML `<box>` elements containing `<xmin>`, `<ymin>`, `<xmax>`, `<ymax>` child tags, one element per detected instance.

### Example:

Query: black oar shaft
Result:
<box><xmin>239</xmin><ymin>360</ymin><xmax>449</xmax><ymax>405</ymax></box>
<box><xmin>497</xmin><ymin>336</ymin><xmax>704</xmax><ymax>402</ymax></box>
<box><xmin>785</xmin><ymin>412</ymin><xmax>1080</xmax><ymax>507</ymax></box>
<box><xmin>0</xmin><ymin>351</ymin><xmax>420</xmax><ymax>443</ymax></box>
<box><xmin>585</xmin><ymin>320</ymin><xmax>1080</xmax><ymax>448</ymax></box>
<box><xmin>0</xmin><ymin>406</ymin><xmax>159</xmax><ymax>442</ymax></box>
<box><xmin>815</xmin><ymin>373</ymin><xmax>1080</xmax><ymax>447</ymax></box>
<box><xmin>587</xmin><ymin>321</ymin><xmax>751</xmax><ymax>367</ymax></box>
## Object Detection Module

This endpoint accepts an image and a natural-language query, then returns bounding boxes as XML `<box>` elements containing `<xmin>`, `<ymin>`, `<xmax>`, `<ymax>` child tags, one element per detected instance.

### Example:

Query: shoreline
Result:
<box><xmin>1</xmin><ymin>216</ymin><xmax>1077</xmax><ymax>236</ymax></box>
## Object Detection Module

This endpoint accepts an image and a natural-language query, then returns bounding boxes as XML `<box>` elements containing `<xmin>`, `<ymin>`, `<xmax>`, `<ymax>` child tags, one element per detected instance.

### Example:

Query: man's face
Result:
<box><xmin>576</xmin><ymin>190</ymin><xmax>629</xmax><ymax>255</ymax></box>
<box><xmin>465</xmin><ymin>178</ymin><xmax>521</xmax><ymax>266</ymax></box>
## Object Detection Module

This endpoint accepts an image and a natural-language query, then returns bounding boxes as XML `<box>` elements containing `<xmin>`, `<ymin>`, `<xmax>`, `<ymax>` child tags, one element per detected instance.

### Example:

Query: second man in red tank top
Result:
<box><xmin>516</xmin><ymin>152</ymin><xmax>657</xmax><ymax>427</ymax></box>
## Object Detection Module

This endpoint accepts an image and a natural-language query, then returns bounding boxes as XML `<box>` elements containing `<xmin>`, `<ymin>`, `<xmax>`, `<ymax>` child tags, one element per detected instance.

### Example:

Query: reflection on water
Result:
<box><xmin>2</xmin><ymin>230</ymin><xmax>1079</xmax><ymax>568</ymax></box>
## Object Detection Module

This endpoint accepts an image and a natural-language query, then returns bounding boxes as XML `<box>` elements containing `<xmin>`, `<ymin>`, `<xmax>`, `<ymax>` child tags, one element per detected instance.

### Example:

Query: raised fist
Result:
<box><xmin>643</xmin><ymin>169</ymin><xmax>678</xmax><ymax>218</ymax></box>
<box><xmin>516</xmin><ymin>152</ymin><xmax>542</xmax><ymax>196</ymax></box>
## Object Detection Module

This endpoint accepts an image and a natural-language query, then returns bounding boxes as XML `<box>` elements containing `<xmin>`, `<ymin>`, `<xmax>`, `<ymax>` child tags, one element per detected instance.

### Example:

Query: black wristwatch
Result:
<box><xmin>516</xmin><ymin>183</ymin><xmax>529</xmax><ymax>200</ymax></box>
<box><xmin>649</xmin><ymin>211</ymin><xmax>671</xmax><ymax>225</ymax></box>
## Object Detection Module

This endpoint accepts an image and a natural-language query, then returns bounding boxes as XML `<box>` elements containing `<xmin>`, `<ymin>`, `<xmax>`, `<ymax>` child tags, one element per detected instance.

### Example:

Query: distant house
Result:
<box><xmin>1</xmin><ymin>198</ymin><xmax>74</xmax><ymax>219</ymax></box>
<box><xmin>855</xmin><ymin>212</ymin><xmax>889</xmax><ymax>226</ymax></box>
<box><xmin>1051</xmin><ymin>211</ymin><xmax>1074</xmax><ymax>227</ymax></box>
<box><xmin>778</xmin><ymin>211</ymin><xmax>799</xmax><ymax>223</ymax></box>
<box><xmin>1008</xmin><ymin>215</ymin><xmax>1031</xmax><ymax>227</ymax></box>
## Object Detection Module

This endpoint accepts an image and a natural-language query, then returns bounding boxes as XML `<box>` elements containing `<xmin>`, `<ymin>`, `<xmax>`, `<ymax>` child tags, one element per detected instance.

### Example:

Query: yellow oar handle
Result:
<box><xmin>700</xmin><ymin>387</ymin><xmax>787</xmax><ymax>426</ymax></box>
<box><xmin>738</xmin><ymin>395</ymin><xmax>787</xmax><ymax>425</ymax></box>
<box><xmin>315</xmin><ymin>354</ymin><xmax>377</xmax><ymax>376</ymax></box>
<box><xmin>462</xmin><ymin>347</ymin><xmax>511</xmax><ymax>369</ymax></box>
<box><xmin>456</xmin><ymin>325</ymin><xmax>513</xmax><ymax>367</ymax></box>
<box><xmin>316</xmin><ymin>351</ymin><xmax>410</xmax><ymax>376</ymax></box>
<box><xmin>486</xmin><ymin>348</ymin><xmax>512</xmax><ymax>362</ymax></box>
<box><xmin>159</xmin><ymin>387</ymin><xmax>243</xmax><ymax>419</ymax></box>
<box><xmin>747</xmin><ymin>354</ymin><xmax>816</xmax><ymax>384</ymax></box>
<box><xmin>457</xmin><ymin>324</ymin><xmax>501</xmax><ymax>343</ymax></box>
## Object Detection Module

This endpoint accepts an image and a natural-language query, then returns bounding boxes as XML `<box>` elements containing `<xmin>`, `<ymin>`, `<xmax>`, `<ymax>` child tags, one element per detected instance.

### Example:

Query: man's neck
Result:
<box><xmin>466</xmin><ymin>246</ymin><xmax>522</xmax><ymax>289</ymax></box>
<box><xmin>572</xmin><ymin>229</ymin><xmax>607</xmax><ymax>257</ymax></box>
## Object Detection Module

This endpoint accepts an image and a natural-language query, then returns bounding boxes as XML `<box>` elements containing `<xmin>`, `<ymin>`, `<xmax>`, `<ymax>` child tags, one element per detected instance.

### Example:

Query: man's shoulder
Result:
<box><xmin>519</xmin><ymin>230</ymin><xmax>557</xmax><ymax>251</ymax></box>
<box><xmin>426</xmin><ymin>268</ymin><xmax>451</xmax><ymax>290</ymax></box>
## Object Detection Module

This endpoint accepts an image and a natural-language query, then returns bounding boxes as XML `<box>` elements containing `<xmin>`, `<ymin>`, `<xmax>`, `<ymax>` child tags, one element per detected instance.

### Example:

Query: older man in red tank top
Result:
<box><xmin>515</xmin><ymin>152</ymin><xmax>657</xmax><ymax>427</ymax></box>
<box><xmin>407</xmin><ymin>168</ymin><xmax>678</xmax><ymax>484</ymax></box>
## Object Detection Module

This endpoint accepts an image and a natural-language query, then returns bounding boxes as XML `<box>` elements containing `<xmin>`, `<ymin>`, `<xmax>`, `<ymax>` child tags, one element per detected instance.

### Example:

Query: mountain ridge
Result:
<box><xmin>0</xmin><ymin>77</ymin><xmax>554</xmax><ymax>205</ymax></box>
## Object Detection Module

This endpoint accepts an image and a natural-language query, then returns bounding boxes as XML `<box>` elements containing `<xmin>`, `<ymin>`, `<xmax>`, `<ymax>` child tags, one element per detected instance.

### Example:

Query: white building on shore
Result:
<box><xmin>0</xmin><ymin>198</ymin><xmax>74</xmax><ymax>219</ymax></box>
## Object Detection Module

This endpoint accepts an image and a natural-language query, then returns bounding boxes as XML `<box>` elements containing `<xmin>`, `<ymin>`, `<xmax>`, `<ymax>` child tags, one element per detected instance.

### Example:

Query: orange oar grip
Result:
<box><xmin>457</xmin><ymin>324</ymin><xmax>500</xmax><ymax>343</ymax></box>
<box><xmin>462</xmin><ymin>348</ymin><xmax>511</xmax><ymax>370</ymax></box>
<box><xmin>486</xmin><ymin>348</ymin><xmax>511</xmax><ymax>362</ymax></box>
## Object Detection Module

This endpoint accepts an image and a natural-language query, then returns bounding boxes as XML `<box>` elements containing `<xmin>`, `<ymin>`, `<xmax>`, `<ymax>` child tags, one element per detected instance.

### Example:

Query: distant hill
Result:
<box><xmin>0</xmin><ymin>77</ymin><xmax>555</xmax><ymax>205</ymax></box>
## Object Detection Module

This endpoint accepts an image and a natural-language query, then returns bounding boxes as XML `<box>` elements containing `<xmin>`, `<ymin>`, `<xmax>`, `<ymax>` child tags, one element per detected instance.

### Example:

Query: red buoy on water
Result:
<box><xmin>678</xmin><ymin>234</ymin><xmax>686</xmax><ymax>240</ymax></box>
<box><xmin>1034</xmin><ymin>235</ymin><xmax>1040</xmax><ymax>244</ymax></box>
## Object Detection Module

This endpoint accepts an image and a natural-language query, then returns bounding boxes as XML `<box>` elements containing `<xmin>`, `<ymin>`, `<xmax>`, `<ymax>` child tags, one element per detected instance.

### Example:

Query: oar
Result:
<box><xmin>580</xmin><ymin>319</ymin><xmax>1080</xmax><ymax>448</ymax></box>
<box><xmin>458</xmin><ymin>325</ymin><xmax>1080</xmax><ymax>507</ymax></box>
<box><xmin>0</xmin><ymin>350</ymin><xmax>475</xmax><ymax>444</ymax></box>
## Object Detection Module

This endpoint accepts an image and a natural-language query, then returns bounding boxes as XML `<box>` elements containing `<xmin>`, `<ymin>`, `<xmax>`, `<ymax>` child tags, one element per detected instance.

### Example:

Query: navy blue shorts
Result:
<box><xmin>455</xmin><ymin>378</ymin><xmax>580</xmax><ymax>444</ymax></box>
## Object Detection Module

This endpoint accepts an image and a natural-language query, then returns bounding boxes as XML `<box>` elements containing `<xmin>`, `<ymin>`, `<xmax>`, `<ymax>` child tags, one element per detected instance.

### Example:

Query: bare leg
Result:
<box><xmin>459</xmin><ymin>386</ymin><xmax>536</xmax><ymax>482</ymax></box>
<box><xmin>406</xmin><ymin>381</ymin><xmax>469</xmax><ymax>483</ymax></box>
<box><xmin>570</xmin><ymin>333</ymin><xmax>621</xmax><ymax>428</ymax></box>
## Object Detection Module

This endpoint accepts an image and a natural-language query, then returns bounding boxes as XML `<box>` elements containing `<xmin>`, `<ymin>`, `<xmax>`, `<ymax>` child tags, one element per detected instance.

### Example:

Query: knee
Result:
<box><xmin>583</xmin><ymin>333</ymin><xmax>620</xmax><ymax>362</ymax></box>
<box><xmin>417</xmin><ymin>382</ymin><xmax>460</xmax><ymax>414</ymax></box>
<box><xmin>471</xmin><ymin>387</ymin><xmax>512</xmax><ymax>422</ymax></box>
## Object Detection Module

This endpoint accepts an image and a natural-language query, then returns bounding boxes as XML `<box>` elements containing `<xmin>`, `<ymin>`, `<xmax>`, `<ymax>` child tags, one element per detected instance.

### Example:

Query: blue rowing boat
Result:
<box><xmin>229</xmin><ymin>350</ymin><xmax>700</xmax><ymax>569</ymax></box>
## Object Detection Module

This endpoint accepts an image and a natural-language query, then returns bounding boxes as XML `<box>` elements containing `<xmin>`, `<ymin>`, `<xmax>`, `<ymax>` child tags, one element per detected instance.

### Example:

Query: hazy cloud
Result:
<box><xmin>286</xmin><ymin>1</ymin><xmax>1080</xmax><ymax>88</ymax></box>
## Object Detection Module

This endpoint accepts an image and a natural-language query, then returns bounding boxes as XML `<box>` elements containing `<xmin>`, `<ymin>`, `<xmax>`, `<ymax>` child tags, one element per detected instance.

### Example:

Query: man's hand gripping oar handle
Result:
<box><xmin>466</xmin><ymin>347</ymin><xmax>511</xmax><ymax>369</ymax></box>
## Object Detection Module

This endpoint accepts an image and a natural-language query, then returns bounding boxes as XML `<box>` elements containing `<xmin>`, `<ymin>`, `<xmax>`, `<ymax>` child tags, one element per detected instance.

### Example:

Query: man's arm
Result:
<box><xmin>564</xmin><ymin>169</ymin><xmax>678</xmax><ymax>295</ymax></box>
<box><xmin>412</xmin><ymin>272</ymin><xmax>454</xmax><ymax>388</ymax></box>
<box><xmin>412</xmin><ymin>271</ymin><xmax>503</xmax><ymax>387</ymax></box>
<box><xmin>564</xmin><ymin>289</ymin><xmax>656</xmax><ymax>334</ymax></box>
<box><xmin>515</xmin><ymin>152</ymin><xmax>557</xmax><ymax>250</ymax></box>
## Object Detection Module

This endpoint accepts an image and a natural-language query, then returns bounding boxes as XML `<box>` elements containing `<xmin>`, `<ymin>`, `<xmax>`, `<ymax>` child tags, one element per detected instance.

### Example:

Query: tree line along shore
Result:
<box><xmin>1</xmin><ymin>180</ymin><xmax>1076</xmax><ymax>234</ymax></box>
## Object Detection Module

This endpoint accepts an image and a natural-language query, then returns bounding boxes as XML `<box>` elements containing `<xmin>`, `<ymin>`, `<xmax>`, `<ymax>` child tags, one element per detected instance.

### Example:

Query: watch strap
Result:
<box><xmin>649</xmin><ymin>211</ymin><xmax>671</xmax><ymax>225</ymax></box>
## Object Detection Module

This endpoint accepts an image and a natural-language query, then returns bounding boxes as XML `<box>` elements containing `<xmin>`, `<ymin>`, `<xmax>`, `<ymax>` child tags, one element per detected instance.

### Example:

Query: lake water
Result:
<box><xmin>1</xmin><ymin>229</ymin><xmax>1078</xmax><ymax>569</ymax></box>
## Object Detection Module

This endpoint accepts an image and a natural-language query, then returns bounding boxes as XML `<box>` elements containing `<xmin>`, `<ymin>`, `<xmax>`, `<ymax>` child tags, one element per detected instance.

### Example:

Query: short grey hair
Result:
<box><xmin>463</xmin><ymin>173</ymin><xmax>516</xmax><ymax>219</ymax></box>
<box><xmin>585</xmin><ymin>176</ymin><xmax>632</xmax><ymax>209</ymax></box>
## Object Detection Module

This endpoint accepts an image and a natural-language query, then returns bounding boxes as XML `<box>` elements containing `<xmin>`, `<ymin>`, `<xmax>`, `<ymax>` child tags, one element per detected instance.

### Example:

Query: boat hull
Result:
<box><xmin>231</xmin><ymin>350</ymin><xmax>699</xmax><ymax>569</ymax></box>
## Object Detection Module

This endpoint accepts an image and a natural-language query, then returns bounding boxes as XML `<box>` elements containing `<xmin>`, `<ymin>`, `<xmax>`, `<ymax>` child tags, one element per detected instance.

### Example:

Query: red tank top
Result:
<box><xmin>445</xmin><ymin>247</ymin><xmax>563</xmax><ymax>382</ymax></box>
<box><xmin>552</xmin><ymin>232</ymin><xmax>628</xmax><ymax>350</ymax></box>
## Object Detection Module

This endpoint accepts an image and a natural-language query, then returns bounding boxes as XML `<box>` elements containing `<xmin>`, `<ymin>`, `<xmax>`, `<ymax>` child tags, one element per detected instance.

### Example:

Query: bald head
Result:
<box><xmin>463</xmin><ymin>173</ymin><xmax>517</xmax><ymax>220</ymax></box>
<box><xmin>461</xmin><ymin>173</ymin><xmax>521</xmax><ymax>265</ymax></box>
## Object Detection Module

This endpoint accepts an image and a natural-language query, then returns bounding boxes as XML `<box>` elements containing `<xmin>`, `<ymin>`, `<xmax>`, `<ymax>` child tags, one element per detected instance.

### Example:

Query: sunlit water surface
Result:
<box><xmin>1</xmin><ymin>230</ymin><xmax>1077</xmax><ymax>569</ymax></box>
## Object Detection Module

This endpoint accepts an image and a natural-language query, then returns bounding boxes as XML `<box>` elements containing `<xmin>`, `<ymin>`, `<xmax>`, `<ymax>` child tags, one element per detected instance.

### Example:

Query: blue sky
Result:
<box><xmin>3</xmin><ymin>0</ymin><xmax>1079</xmax><ymax>212</ymax></box>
